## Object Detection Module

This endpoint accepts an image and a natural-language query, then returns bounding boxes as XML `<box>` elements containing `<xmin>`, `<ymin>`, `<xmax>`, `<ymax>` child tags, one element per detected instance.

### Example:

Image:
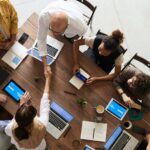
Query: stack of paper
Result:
<box><xmin>69</xmin><ymin>68</ymin><xmax>90</xmax><ymax>90</ymax></box>
<box><xmin>80</xmin><ymin>121</ymin><xmax>107</xmax><ymax>142</ymax></box>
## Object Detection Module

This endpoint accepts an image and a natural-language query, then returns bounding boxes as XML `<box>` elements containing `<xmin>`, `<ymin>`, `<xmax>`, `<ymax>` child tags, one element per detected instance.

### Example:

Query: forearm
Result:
<box><xmin>73</xmin><ymin>39</ymin><xmax>85</xmax><ymax>66</ymax></box>
<box><xmin>42</xmin><ymin>56</ymin><xmax>48</xmax><ymax>67</ymax></box>
<box><xmin>95</xmin><ymin>73</ymin><xmax>118</xmax><ymax>81</ymax></box>
<box><xmin>44</xmin><ymin>76</ymin><xmax>51</xmax><ymax>93</ymax></box>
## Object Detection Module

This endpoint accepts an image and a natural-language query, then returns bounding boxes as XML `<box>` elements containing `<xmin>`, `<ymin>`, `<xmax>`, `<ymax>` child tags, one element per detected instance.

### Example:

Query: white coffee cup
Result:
<box><xmin>96</xmin><ymin>105</ymin><xmax>104</xmax><ymax>114</ymax></box>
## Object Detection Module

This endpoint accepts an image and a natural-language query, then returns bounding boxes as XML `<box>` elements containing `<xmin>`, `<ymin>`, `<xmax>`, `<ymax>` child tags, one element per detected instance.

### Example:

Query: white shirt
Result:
<box><xmin>37</xmin><ymin>0</ymin><xmax>87</xmax><ymax>56</ymax></box>
<box><xmin>85</xmin><ymin>36</ymin><xmax>124</xmax><ymax>66</ymax></box>
<box><xmin>5</xmin><ymin>93</ymin><xmax>50</xmax><ymax>150</ymax></box>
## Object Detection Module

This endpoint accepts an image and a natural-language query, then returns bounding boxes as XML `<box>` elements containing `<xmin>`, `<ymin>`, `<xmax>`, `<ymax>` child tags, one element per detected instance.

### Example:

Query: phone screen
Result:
<box><xmin>18</xmin><ymin>33</ymin><xmax>29</xmax><ymax>45</ymax></box>
<box><xmin>75</xmin><ymin>72</ymin><xmax>87</xmax><ymax>82</ymax></box>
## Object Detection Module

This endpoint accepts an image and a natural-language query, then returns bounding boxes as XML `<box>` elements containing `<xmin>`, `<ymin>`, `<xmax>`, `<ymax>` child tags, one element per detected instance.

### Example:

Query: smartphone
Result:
<box><xmin>75</xmin><ymin>71</ymin><xmax>87</xmax><ymax>82</ymax></box>
<box><xmin>18</xmin><ymin>33</ymin><xmax>29</xmax><ymax>45</ymax></box>
<box><xmin>132</xmin><ymin>125</ymin><xmax>146</xmax><ymax>135</ymax></box>
<box><xmin>84</xmin><ymin>145</ymin><xmax>95</xmax><ymax>150</ymax></box>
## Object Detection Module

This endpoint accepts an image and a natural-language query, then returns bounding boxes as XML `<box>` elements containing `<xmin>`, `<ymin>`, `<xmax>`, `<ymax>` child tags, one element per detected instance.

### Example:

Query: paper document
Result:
<box><xmin>2</xmin><ymin>41</ymin><xmax>28</xmax><ymax>69</ymax></box>
<box><xmin>81</xmin><ymin>121</ymin><xmax>107</xmax><ymax>142</ymax></box>
<box><xmin>69</xmin><ymin>68</ymin><xmax>90</xmax><ymax>90</ymax></box>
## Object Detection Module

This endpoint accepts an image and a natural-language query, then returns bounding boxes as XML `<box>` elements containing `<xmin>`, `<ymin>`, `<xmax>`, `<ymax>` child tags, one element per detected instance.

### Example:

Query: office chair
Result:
<box><xmin>122</xmin><ymin>53</ymin><xmax>150</xmax><ymax>72</ymax></box>
<box><xmin>64</xmin><ymin>0</ymin><xmax>97</xmax><ymax>29</ymax></box>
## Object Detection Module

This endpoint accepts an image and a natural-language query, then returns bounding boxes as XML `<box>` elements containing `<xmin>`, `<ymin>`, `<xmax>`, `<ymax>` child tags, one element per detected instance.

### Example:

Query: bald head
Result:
<box><xmin>50</xmin><ymin>12</ymin><xmax>68</xmax><ymax>35</ymax></box>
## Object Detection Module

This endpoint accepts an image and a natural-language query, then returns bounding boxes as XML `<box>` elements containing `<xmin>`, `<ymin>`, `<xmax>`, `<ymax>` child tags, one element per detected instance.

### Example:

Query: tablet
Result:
<box><xmin>105</xmin><ymin>98</ymin><xmax>128</xmax><ymax>120</ymax></box>
<box><xmin>3</xmin><ymin>80</ymin><xmax>25</xmax><ymax>102</ymax></box>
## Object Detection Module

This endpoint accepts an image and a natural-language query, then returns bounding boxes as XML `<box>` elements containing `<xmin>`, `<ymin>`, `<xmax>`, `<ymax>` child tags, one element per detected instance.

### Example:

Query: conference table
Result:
<box><xmin>0</xmin><ymin>13</ymin><xmax>150</xmax><ymax>150</ymax></box>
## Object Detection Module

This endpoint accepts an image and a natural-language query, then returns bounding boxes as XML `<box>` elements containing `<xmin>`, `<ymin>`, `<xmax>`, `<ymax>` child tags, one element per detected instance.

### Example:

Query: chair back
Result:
<box><xmin>122</xmin><ymin>53</ymin><xmax>150</xmax><ymax>73</ymax></box>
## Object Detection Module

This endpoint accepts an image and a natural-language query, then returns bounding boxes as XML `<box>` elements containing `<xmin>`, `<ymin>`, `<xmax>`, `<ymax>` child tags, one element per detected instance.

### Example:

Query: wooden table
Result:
<box><xmin>0</xmin><ymin>13</ymin><xmax>150</xmax><ymax>150</ymax></box>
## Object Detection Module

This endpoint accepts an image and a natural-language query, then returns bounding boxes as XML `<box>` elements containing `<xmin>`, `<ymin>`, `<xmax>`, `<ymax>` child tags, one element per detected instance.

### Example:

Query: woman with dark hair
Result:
<box><xmin>113</xmin><ymin>66</ymin><xmax>150</xmax><ymax>111</ymax></box>
<box><xmin>73</xmin><ymin>29</ymin><xmax>124</xmax><ymax>83</ymax></box>
<box><xmin>5</xmin><ymin>71</ymin><xmax>52</xmax><ymax>150</ymax></box>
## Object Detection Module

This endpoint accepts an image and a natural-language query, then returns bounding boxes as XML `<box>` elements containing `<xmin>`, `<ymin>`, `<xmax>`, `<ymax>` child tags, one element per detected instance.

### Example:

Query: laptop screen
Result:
<box><xmin>104</xmin><ymin>126</ymin><xmax>122</xmax><ymax>150</ymax></box>
<box><xmin>51</xmin><ymin>101</ymin><xmax>74</xmax><ymax>123</ymax></box>
<box><xmin>3</xmin><ymin>80</ymin><xmax>25</xmax><ymax>102</ymax></box>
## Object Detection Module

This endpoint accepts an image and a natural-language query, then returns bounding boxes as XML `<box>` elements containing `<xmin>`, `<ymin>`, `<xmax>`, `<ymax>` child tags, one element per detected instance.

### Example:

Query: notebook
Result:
<box><xmin>80</xmin><ymin>121</ymin><xmax>107</xmax><ymax>142</ymax></box>
<box><xmin>2</xmin><ymin>41</ymin><xmax>28</xmax><ymax>69</ymax></box>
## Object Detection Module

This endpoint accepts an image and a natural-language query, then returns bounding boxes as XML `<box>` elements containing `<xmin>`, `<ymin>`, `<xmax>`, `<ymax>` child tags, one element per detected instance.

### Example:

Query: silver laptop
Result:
<box><xmin>104</xmin><ymin>126</ymin><xmax>139</xmax><ymax>150</ymax></box>
<box><xmin>33</xmin><ymin>35</ymin><xmax>64</xmax><ymax>59</ymax></box>
<box><xmin>47</xmin><ymin>101</ymin><xmax>74</xmax><ymax>139</ymax></box>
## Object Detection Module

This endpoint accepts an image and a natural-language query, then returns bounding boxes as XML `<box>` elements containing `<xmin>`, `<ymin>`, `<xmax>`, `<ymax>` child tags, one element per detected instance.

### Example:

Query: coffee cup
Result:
<box><xmin>123</xmin><ymin>120</ymin><xmax>132</xmax><ymax>130</ymax></box>
<box><xmin>96</xmin><ymin>105</ymin><xmax>104</xmax><ymax>115</ymax></box>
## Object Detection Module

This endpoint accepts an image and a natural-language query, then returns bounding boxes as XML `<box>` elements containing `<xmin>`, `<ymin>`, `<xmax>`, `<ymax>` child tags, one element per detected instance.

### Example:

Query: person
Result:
<box><xmin>73</xmin><ymin>29</ymin><xmax>124</xmax><ymax>84</ymax></box>
<box><xmin>4</xmin><ymin>70</ymin><xmax>52</xmax><ymax>150</ymax></box>
<box><xmin>37</xmin><ymin>0</ymin><xmax>87</xmax><ymax>77</ymax></box>
<box><xmin>0</xmin><ymin>93</ymin><xmax>7</xmax><ymax>103</ymax></box>
<box><xmin>0</xmin><ymin>0</ymin><xmax>18</xmax><ymax>50</ymax></box>
<box><xmin>113</xmin><ymin>66</ymin><xmax>150</xmax><ymax>111</ymax></box>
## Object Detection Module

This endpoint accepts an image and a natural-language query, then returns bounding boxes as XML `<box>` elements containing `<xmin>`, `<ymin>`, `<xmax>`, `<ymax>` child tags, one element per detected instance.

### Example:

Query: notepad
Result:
<box><xmin>80</xmin><ymin>121</ymin><xmax>107</xmax><ymax>142</ymax></box>
<box><xmin>69</xmin><ymin>69</ymin><xmax>90</xmax><ymax>90</ymax></box>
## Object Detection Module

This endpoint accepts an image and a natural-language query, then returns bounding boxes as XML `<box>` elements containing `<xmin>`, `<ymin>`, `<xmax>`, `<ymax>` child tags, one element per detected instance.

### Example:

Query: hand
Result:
<box><xmin>73</xmin><ymin>64</ymin><xmax>80</xmax><ymax>74</ymax></box>
<box><xmin>20</xmin><ymin>91</ymin><xmax>31</xmax><ymax>106</ymax></box>
<box><xmin>86</xmin><ymin>77</ymin><xmax>97</xmax><ymax>84</ymax></box>
<box><xmin>44</xmin><ymin>65</ymin><xmax>51</xmax><ymax>78</ymax></box>
<box><xmin>146</xmin><ymin>142</ymin><xmax>150</xmax><ymax>150</ymax></box>
<box><xmin>0</xmin><ymin>94</ymin><xmax>7</xmax><ymax>103</ymax></box>
<box><xmin>0</xmin><ymin>40</ymin><xmax>14</xmax><ymax>50</ymax></box>
<box><xmin>122</xmin><ymin>94</ymin><xmax>133</xmax><ymax>107</ymax></box>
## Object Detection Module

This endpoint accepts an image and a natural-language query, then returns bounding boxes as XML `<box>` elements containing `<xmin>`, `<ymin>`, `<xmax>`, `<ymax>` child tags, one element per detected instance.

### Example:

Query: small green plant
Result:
<box><xmin>76</xmin><ymin>97</ymin><xmax>87</xmax><ymax>107</ymax></box>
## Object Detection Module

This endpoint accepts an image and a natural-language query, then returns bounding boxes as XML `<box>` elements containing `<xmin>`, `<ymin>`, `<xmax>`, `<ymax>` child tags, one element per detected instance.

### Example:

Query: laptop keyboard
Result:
<box><xmin>112</xmin><ymin>133</ymin><xmax>130</xmax><ymax>150</ymax></box>
<box><xmin>49</xmin><ymin>112</ymin><xmax>66</xmax><ymax>131</ymax></box>
<box><xmin>47</xmin><ymin>45</ymin><xmax>58</xmax><ymax>57</ymax></box>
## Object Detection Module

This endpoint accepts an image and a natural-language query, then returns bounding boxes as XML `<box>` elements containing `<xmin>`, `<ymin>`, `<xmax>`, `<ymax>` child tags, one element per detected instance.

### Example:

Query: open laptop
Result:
<box><xmin>32</xmin><ymin>35</ymin><xmax>64</xmax><ymax>59</ymax></box>
<box><xmin>47</xmin><ymin>101</ymin><xmax>74</xmax><ymax>139</ymax></box>
<box><xmin>2</xmin><ymin>41</ymin><xmax>28</xmax><ymax>69</ymax></box>
<box><xmin>104</xmin><ymin>126</ymin><xmax>139</xmax><ymax>150</ymax></box>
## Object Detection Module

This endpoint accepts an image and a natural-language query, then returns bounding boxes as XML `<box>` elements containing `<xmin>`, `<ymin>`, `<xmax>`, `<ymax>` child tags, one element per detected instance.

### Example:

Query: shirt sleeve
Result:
<box><xmin>85</xmin><ymin>36</ymin><xmax>96</xmax><ymax>48</ymax></box>
<box><xmin>8</xmin><ymin>1</ymin><xmax>18</xmax><ymax>35</ymax></box>
<box><xmin>38</xmin><ymin>93</ymin><xmax>50</xmax><ymax>127</ymax></box>
<box><xmin>37</xmin><ymin>13</ymin><xmax>49</xmax><ymax>56</ymax></box>
<box><xmin>115</xmin><ymin>53</ymin><xmax>124</xmax><ymax>66</ymax></box>
<box><xmin>5</xmin><ymin>119</ymin><xmax>15</xmax><ymax>137</ymax></box>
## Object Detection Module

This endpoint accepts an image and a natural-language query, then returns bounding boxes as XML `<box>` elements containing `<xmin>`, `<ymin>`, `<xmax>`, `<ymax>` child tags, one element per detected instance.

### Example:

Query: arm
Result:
<box><xmin>73</xmin><ymin>36</ymin><xmax>95</xmax><ymax>74</ymax></box>
<box><xmin>39</xmin><ymin>71</ymin><xmax>52</xmax><ymax>126</ymax></box>
<box><xmin>73</xmin><ymin>39</ymin><xmax>85</xmax><ymax>73</ymax></box>
<box><xmin>146</xmin><ymin>134</ymin><xmax>150</xmax><ymax>150</ymax></box>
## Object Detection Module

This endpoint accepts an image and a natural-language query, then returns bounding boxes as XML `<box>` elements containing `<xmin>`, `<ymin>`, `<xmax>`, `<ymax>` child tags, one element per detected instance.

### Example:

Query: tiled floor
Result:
<box><xmin>10</xmin><ymin>0</ymin><xmax>150</xmax><ymax>62</ymax></box>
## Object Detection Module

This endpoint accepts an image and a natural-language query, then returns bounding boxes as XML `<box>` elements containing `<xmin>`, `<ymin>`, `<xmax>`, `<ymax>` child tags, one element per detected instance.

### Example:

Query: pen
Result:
<box><xmin>93</xmin><ymin>128</ymin><xmax>95</xmax><ymax>139</ymax></box>
<box><xmin>64</xmin><ymin>91</ymin><xmax>76</xmax><ymax>96</ymax></box>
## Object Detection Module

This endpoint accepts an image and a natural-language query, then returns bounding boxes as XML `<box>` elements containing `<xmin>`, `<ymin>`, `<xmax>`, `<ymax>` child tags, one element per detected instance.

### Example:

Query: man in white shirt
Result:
<box><xmin>37</xmin><ymin>0</ymin><xmax>87</xmax><ymax>76</ymax></box>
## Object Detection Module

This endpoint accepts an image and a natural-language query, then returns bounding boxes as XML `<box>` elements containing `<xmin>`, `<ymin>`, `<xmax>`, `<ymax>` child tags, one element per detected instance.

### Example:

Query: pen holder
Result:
<box><xmin>76</xmin><ymin>98</ymin><xmax>87</xmax><ymax>108</ymax></box>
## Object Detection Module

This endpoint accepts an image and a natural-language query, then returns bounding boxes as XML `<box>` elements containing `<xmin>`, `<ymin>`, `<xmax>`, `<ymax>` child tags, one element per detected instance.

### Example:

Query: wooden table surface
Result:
<box><xmin>0</xmin><ymin>13</ymin><xmax>150</xmax><ymax>150</ymax></box>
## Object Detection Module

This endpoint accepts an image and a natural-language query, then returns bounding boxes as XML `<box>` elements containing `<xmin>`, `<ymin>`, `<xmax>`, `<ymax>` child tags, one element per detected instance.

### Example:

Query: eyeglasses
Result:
<box><xmin>49</xmin><ymin>24</ymin><xmax>68</xmax><ymax>35</ymax></box>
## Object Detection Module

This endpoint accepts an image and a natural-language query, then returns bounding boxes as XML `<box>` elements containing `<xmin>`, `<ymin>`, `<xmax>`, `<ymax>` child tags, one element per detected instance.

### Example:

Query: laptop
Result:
<box><xmin>31</xmin><ymin>35</ymin><xmax>64</xmax><ymax>61</ymax></box>
<box><xmin>47</xmin><ymin>101</ymin><xmax>74</xmax><ymax>139</ymax></box>
<box><xmin>104</xmin><ymin>126</ymin><xmax>139</xmax><ymax>150</ymax></box>
<box><xmin>2</xmin><ymin>41</ymin><xmax>28</xmax><ymax>69</ymax></box>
